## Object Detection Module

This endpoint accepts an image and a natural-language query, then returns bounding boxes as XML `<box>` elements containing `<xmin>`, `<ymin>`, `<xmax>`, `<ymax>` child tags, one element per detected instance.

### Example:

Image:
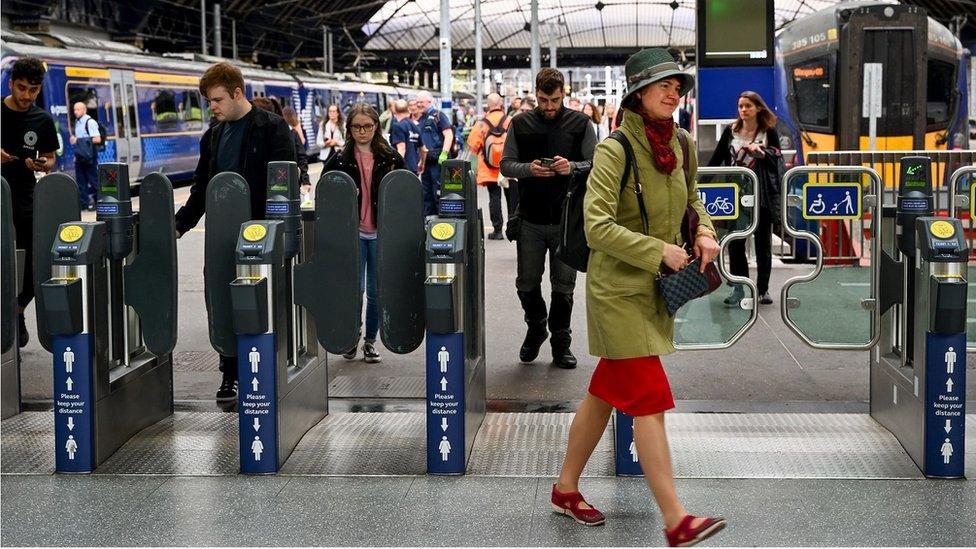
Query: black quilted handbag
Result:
<box><xmin>657</xmin><ymin>257</ymin><xmax>711</xmax><ymax>316</ymax></box>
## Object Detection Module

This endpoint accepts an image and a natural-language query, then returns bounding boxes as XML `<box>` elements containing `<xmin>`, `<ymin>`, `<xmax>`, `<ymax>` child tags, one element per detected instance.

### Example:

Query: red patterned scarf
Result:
<box><xmin>638</xmin><ymin>110</ymin><xmax>677</xmax><ymax>175</ymax></box>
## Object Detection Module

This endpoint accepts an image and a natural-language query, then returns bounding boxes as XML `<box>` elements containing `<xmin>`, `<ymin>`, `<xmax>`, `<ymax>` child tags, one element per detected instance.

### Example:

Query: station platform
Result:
<box><xmin>3</xmin><ymin>165</ymin><xmax>974</xmax><ymax>546</ymax></box>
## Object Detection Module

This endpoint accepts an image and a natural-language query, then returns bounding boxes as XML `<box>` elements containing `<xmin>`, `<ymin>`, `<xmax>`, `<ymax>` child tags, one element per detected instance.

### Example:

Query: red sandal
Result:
<box><xmin>550</xmin><ymin>484</ymin><xmax>606</xmax><ymax>526</ymax></box>
<box><xmin>665</xmin><ymin>514</ymin><xmax>726</xmax><ymax>547</ymax></box>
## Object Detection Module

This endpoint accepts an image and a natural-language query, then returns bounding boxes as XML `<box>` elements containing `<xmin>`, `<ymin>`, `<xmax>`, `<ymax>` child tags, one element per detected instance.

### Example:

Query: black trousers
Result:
<box><xmin>727</xmin><ymin>205</ymin><xmax>772</xmax><ymax>295</ymax></box>
<box><xmin>515</xmin><ymin>221</ymin><xmax>577</xmax><ymax>342</ymax></box>
<box><xmin>13</xmin><ymin>213</ymin><xmax>33</xmax><ymax>309</ymax></box>
<box><xmin>486</xmin><ymin>180</ymin><xmax>519</xmax><ymax>231</ymax></box>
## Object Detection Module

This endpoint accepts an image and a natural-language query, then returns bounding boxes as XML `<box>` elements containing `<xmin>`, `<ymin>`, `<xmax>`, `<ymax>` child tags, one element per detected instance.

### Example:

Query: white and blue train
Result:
<box><xmin>1</xmin><ymin>32</ymin><xmax>434</xmax><ymax>185</ymax></box>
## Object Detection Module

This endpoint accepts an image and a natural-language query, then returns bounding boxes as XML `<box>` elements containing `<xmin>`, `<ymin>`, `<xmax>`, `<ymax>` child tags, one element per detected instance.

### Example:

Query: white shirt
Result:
<box><xmin>74</xmin><ymin>115</ymin><xmax>100</xmax><ymax>139</ymax></box>
<box><xmin>316</xmin><ymin>120</ymin><xmax>345</xmax><ymax>157</ymax></box>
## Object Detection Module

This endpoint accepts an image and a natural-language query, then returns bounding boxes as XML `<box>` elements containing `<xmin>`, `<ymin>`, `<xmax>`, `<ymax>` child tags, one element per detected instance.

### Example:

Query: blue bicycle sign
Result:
<box><xmin>696</xmin><ymin>183</ymin><xmax>739</xmax><ymax>221</ymax></box>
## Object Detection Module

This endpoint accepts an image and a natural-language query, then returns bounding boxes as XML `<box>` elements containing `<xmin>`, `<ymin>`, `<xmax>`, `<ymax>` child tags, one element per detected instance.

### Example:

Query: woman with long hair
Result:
<box><xmin>707</xmin><ymin>90</ymin><xmax>783</xmax><ymax>307</ymax></box>
<box><xmin>582</xmin><ymin>101</ymin><xmax>607</xmax><ymax>140</ymax></box>
<box><xmin>252</xmin><ymin>97</ymin><xmax>309</xmax><ymax>187</ymax></box>
<box><xmin>322</xmin><ymin>102</ymin><xmax>405</xmax><ymax>364</ymax></box>
<box><xmin>316</xmin><ymin>103</ymin><xmax>345</xmax><ymax>162</ymax></box>
<box><xmin>551</xmin><ymin>48</ymin><xmax>725</xmax><ymax>547</ymax></box>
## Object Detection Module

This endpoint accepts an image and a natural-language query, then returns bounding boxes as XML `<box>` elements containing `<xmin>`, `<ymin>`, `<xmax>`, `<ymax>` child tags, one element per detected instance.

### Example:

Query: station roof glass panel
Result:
<box><xmin>361</xmin><ymin>0</ymin><xmax>856</xmax><ymax>51</ymax></box>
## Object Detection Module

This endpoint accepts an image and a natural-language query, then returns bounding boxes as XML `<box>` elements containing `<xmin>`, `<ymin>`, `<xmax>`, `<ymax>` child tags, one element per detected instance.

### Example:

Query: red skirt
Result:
<box><xmin>588</xmin><ymin>356</ymin><xmax>675</xmax><ymax>416</ymax></box>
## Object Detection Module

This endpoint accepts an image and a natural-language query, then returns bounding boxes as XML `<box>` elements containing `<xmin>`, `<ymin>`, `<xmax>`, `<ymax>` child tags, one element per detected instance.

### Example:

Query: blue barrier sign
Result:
<box><xmin>924</xmin><ymin>332</ymin><xmax>967</xmax><ymax>477</ymax></box>
<box><xmin>802</xmin><ymin>183</ymin><xmax>861</xmax><ymax>220</ymax></box>
<box><xmin>426</xmin><ymin>332</ymin><xmax>465</xmax><ymax>474</ymax></box>
<box><xmin>697</xmin><ymin>183</ymin><xmax>739</xmax><ymax>221</ymax></box>
<box><xmin>614</xmin><ymin>410</ymin><xmax>643</xmax><ymax>476</ymax></box>
<box><xmin>238</xmin><ymin>334</ymin><xmax>278</xmax><ymax>474</ymax></box>
<box><xmin>54</xmin><ymin>334</ymin><xmax>95</xmax><ymax>472</ymax></box>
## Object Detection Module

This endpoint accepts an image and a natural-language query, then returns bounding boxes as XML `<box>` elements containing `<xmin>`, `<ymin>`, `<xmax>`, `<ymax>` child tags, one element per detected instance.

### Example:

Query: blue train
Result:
<box><xmin>1</xmin><ymin>32</ymin><xmax>434</xmax><ymax>185</ymax></box>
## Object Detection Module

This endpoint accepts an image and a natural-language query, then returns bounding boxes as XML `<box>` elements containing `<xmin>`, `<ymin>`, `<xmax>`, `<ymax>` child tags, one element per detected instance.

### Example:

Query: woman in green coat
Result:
<box><xmin>549</xmin><ymin>49</ymin><xmax>725</xmax><ymax>547</ymax></box>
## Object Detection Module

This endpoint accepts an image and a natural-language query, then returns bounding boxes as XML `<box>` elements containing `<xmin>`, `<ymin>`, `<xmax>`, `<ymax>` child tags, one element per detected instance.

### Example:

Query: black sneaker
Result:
<box><xmin>215</xmin><ymin>377</ymin><xmax>238</xmax><ymax>402</ymax></box>
<box><xmin>488</xmin><ymin>229</ymin><xmax>504</xmax><ymax>240</ymax></box>
<box><xmin>759</xmin><ymin>292</ymin><xmax>773</xmax><ymax>305</ymax></box>
<box><xmin>552</xmin><ymin>346</ymin><xmax>578</xmax><ymax>369</ymax></box>
<box><xmin>342</xmin><ymin>345</ymin><xmax>357</xmax><ymax>360</ymax></box>
<box><xmin>363</xmin><ymin>341</ymin><xmax>381</xmax><ymax>363</ymax></box>
<box><xmin>17</xmin><ymin>314</ymin><xmax>28</xmax><ymax>348</ymax></box>
<box><xmin>519</xmin><ymin>324</ymin><xmax>549</xmax><ymax>363</ymax></box>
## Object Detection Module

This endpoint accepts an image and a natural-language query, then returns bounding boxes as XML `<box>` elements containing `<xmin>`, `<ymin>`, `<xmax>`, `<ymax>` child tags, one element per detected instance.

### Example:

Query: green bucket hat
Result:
<box><xmin>622</xmin><ymin>48</ymin><xmax>694</xmax><ymax>103</ymax></box>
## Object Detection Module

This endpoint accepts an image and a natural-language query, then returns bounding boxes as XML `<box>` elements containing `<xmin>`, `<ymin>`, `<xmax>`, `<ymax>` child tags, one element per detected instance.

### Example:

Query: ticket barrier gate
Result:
<box><xmin>32</xmin><ymin>164</ymin><xmax>178</xmax><ymax>472</ymax></box>
<box><xmin>614</xmin><ymin>166</ymin><xmax>760</xmax><ymax>475</ymax></box>
<box><xmin>217</xmin><ymin>160</ymin><xmax>486</xmax><ymax>474</ymax></box>
<box><xmin>418</xmin><ymin>160</ymin><xmax>487</xmax><ymax>474</ymax></box>
<box><xmin>780</xmin><ymin>159</ymin><xmax>969</xmax><ymax>478</ymax></box>
<box><xmin>206</xmin><ymin>163</ymin><xmax>328</xmax><ymax>474</ymax></box>
<box><xmin>1</xmin><ymin>177</ymin><xmax>24</xmax><ymax>419</ymax></box>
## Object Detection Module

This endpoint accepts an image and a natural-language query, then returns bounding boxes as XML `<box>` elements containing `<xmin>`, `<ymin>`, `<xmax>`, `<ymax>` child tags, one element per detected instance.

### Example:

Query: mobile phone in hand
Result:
<box><xmin>539</xmin><ymin>157</ymin><xmax>554</xmax><ymax>167</ymax></box>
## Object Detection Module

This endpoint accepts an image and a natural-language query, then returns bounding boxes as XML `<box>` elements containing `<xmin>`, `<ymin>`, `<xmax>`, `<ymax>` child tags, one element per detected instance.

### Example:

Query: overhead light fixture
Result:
<box><xmin>669</xmin><ymin>1</ymin><xmax>679</xmax><ymax>10</ymax></box>
<box><xmin>595</xmin><ymin>2</ymin><xmax>605</xmax><ymax>11</ymax></box>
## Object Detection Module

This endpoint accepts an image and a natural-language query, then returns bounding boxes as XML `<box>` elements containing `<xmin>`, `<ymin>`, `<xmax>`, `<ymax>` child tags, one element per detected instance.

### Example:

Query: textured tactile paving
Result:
<box><xmin>2</xmin><ymin>411</ymin><xmax>972</xmax><ymax>478</ymax></box>
<box><xmin>328</xmin><ymin>375</ymin><xmax>426</xmax><ymax>399</ymax></box>
<box><xmin>172</xmin><ymin>351</ymin><xmax>220</xmax><ymax>372</ymax></box>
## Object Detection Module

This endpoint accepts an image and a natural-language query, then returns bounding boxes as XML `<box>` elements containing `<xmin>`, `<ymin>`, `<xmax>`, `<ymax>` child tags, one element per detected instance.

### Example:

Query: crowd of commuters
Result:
<box><xmin>4</xmin><ymin>48</ymin><xmax>810</xmax><ymax>545</ymax></box>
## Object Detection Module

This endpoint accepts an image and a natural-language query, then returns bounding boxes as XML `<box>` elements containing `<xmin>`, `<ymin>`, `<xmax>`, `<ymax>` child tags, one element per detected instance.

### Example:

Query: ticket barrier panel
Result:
<box><xmin>33</xmin><ymin>165</ymin><xmax>178</xmax><ymax>472</ymax></box>
<box><xmin>870</xmin><ymin>157</ymin><xmax>969</xmax><ymax>478</ymax></box>
<box><xmin>223</xmin><ymin>163</ymin><xmax>329</xmax><ymax>474</ymax></box>
<box><xmin>947</xmin><ymin>165</ymin><xmax>976</xmax><ymax>351</ymax></box>
<box><xmin>1</xmin><ymin>177</ymin><xmax>23</xmax><ymax>419</ymax></box>
<box><xmin>421</xmin><ymin>160</ymin><xmax>486</xmax><ymax>474</ymax></box>
<box><xmin>615</xmin><ymin>166</ymin><xmax>760</xmax><ymax>475</ymax></box>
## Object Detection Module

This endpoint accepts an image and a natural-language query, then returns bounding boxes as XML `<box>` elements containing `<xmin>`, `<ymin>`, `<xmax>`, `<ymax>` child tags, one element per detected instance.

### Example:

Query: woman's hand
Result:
<box><xmin>662</xmin><ymin>243</ymin><xmax>690</xmax><ymax>272</ymax></box>
<box><xmin>693</xmin><ymin>235</ymin><xmax>720</xmax><ymax>272</ymax></box>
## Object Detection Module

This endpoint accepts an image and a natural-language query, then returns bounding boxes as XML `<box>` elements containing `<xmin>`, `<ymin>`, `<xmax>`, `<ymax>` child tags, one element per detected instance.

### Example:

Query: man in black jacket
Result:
<box><xmin>175</xmin><ymin>62</ymin><xmax>296</xmax><ymax>402</ymax></box>
<box><xmin>500</xmin><ymin>68</ymin><xmax>596</xmax><ymax>369</ymax></box>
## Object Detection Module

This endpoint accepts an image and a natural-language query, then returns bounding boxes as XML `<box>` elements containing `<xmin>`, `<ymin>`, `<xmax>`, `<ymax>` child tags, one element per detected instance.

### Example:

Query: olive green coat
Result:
<box><xmin>584</xmin><ymin>109</ymin><xmax>714</xmax><ymax>359</ymax></box>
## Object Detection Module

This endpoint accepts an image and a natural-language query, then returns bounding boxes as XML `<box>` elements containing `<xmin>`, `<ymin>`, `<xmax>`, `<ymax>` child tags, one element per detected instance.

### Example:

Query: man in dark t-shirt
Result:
<box><xmin>389</xmin><ymin>99</ymin><xmax>424</xmax><ymax>175</ymax></box>
<box><xmin>1</xmin><ymin>57</ymin><xmax>59</xmax><ymax>348</ymax></box>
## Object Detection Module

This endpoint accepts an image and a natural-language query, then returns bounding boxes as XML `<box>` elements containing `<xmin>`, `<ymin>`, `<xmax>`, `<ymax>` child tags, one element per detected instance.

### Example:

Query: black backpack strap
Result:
<box><xmin>677</xmin><ymin>128</ymin><xmax>690</xmax><ymax>184</ymax></box>
<box><xmin>609</xmin><ymin>130</ymin><xmax>648</xmax><ymax>235</ymax></box>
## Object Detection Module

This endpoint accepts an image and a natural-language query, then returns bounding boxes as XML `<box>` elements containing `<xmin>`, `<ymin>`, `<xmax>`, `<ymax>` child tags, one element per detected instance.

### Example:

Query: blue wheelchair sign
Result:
<box><xmin>697</xmin><ymin>183</ymin><xmax>739</xmax><ymax>221</ymax></box>
<box><xmin>802</xmin><ymin>183</ymin><xmax>861</xmax><ymax>220</ymax></box>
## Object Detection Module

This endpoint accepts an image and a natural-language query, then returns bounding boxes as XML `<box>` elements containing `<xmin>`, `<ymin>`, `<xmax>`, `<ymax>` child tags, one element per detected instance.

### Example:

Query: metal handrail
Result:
<box><xmin>948</xmin><ymin>166</ymin><xmax>975</xmax><ymax>218</ymax></box>
<box><xmin>779</xmin><ymin>166</ymin><xmax>883</xmax><ymax>351</ymax></box>
<box><xmin>675</xmin><ymin>166</ymin><xmax>759</xmax><ymax>351</ymax></box>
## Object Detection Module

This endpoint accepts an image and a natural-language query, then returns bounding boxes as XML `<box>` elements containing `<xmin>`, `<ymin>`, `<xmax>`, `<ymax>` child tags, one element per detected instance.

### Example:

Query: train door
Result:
<box><xmin>860</xmin><ymin>29</ymin><xmax>919</xmax><ymax>149</ymax></box>
<box><xmin>108</xmin><ymin>69</ymin><xmax>143</xmax><ymax>177</ymax></box>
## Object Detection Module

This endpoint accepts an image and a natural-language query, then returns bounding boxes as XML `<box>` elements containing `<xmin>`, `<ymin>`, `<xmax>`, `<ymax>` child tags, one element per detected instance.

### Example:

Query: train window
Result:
<box><xmin>151</xmin><ymin>89</ymin><xmax>180</xmax><ymax>129</ymax></box>
<box><xmin>926</xmin><ymin>60</ymin><xmax>955</xmax><ymax>128</ymax></box>
<box><xmin>183</xmin><ymin>91</ymin><xmax>205</xmax><ymax>130</ymax></box>
<box><xmin>791</xmin><ymin>58</ymin><xmax>831</xmax><ymax>130</ymax></box>
<box><xmin>112</xmin><ymin>83</ymin><xmax>127</xmax><ymax>139</ymax></box>
<box><xmin>67</xmin><ymin>86</ymin><xmax>101</xmax><ymax>122</ymax></box>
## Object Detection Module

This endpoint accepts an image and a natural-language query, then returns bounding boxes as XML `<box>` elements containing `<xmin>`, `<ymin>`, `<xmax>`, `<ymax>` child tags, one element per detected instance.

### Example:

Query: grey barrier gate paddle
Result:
<box><xmin>1</xmin><ymin>177</ymin><xmax>21</xmax><ymax>419</ymax></box>
<box><xmin>123</xmin><ymin>172</ymin><xmax>178</xmax><ymax>356</ymax></box>
<box><xmin>205</xmin><ymin>173</ymin><xmax>251</xmax><ymax>357</ymax></box>
<box><xmin>2</xmin><ymin>177</ymin><xmax>14</xmax><ymax>353</ymax></box>
<box><xmin>377</xmin><ymin>169</ymin><xmax>426</xmax><ymax>354</ymax></box>
<box><xmin>294</xmin><ymin>170</ymin><xmax>360</xmax><ymax>354</ymax></box>
<box><xmin>32</xmin><ymin>173</ymin><xmax>80</xmax><ymax>352</ymax></box>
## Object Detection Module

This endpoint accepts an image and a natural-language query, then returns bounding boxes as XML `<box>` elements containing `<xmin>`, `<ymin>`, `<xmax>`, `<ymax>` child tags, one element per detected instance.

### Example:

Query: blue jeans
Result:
<box><xmin>359</xmin><ymin>237</ymin><xmax>379</xmax><ymax>342</ymax></box>
<box><xmin>421</xmin><ymin>160</ymin><xmax>441</xmax><ymax>216</ymax></box>
<box><xmin>75</xmin><ymin>160</ymin><xmax>98</xmax><ymax>207</ymax></box>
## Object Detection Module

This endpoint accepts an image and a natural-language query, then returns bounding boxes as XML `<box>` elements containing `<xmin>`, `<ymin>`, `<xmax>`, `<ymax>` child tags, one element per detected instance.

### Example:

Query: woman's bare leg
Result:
<box><xmin>556</xmin><ymin>393</ymin><xmax>614</xmax><ymax>500</ymax></box>
<box><xmin>633</xmin><ymin>413</ymin><xmax>703</xmax><ymax>531</ymax></box>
